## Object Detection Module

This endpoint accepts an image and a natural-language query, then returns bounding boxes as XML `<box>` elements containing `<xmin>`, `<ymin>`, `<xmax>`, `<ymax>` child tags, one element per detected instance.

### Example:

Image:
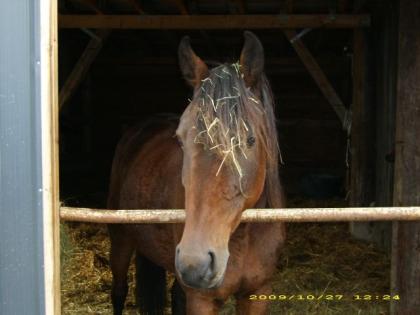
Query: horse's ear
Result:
<box><xmin>178</xmin><ymin>36</ymin><xmax>209</xmax><ymax>88</ymax></box>
<box><xmin>239</xmin><ymin>31</ymin><xmax>264</xmax><ymax>87</ymax></box>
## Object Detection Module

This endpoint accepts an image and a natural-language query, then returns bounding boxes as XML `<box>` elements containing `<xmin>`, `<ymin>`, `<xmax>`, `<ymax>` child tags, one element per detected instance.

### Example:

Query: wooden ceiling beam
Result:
<box><xmin>59</xmin><ymin>14</ymin><xmax>371</xmax><ymax>29</ymax></box>
<box><xmin>94</xmin><ymin>56</ymin><xmax>349</xmax><ymax>66</ymax></box>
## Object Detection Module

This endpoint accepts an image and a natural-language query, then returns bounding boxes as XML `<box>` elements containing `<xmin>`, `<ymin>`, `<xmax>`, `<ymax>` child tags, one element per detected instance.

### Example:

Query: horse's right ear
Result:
<box><xmin>178</xmin><ymin>36</ymin><xmax>209</xmax><ymax>88</ymax></box>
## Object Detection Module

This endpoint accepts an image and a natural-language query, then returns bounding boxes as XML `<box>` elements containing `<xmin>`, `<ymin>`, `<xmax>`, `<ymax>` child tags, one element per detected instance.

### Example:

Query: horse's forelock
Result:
<box><xmin>188</xmin><ymin>63</ymin><xmax>282</xmax><ymax>201</ymax></box>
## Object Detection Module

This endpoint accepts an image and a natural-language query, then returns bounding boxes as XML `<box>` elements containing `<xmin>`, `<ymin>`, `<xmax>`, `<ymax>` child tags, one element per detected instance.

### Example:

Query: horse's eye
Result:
<box><xmin>247</xmin><ymin>136</ymin><xmax>255</xmax><ymax>147</ymax></box>
<box><xmin>176</xmin><ymin>136</ymin><xmax>184</xmax><ymax>148</ymax></box>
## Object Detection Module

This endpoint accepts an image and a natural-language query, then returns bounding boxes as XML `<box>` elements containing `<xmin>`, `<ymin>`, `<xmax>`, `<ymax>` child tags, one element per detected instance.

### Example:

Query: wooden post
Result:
<box><xmin>348</xmin><ymin>28</ymin><xmax>377</xmax><ymax>243</ymax></box>
<box><xmin>349</xmin><ymin>29</ymin><xmax>374</xmax><ymax>207</ymax></box>
<box><xmin>391</xmin><ymin>1</ymin><xmax>420</xmax><ymax>313</ymax></box>
<box><xmin>374</xmin><ymin>0</ymin><xmax>397</xmax><ymax>209</ymax></box>
<box><xmin>367</xmin><ymin>1</ymin><xmax>398</xmax><ymax>252</ymax></box>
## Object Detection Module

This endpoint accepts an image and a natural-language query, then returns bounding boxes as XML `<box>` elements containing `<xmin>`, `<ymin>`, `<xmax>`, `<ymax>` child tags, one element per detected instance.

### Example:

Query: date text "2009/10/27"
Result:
<box><xmin>249</xmin><ymin>294</ymin><xmax>401</xmax><ymax>301</ymax></box>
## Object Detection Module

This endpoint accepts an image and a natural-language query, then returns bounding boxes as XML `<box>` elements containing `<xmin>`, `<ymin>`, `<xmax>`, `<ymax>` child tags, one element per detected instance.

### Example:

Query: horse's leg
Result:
<box><xmin>171</xmin><ymin>279</ymin><xmax>186</xmax><ymax>315</ymax></box>
<box><xmin>235</xmin><ymin>284</ymin><xmax>272</xmax><ymax>315</ymax></box>
<box><xmin>109</xmin><ymin>227</ymin><xmax>134</xmax><ymax>315</ymax></box>
<box><xmin>186</xmin><ymin>291</ymin><xmax>220</xmax><ymax>315</ymax></box>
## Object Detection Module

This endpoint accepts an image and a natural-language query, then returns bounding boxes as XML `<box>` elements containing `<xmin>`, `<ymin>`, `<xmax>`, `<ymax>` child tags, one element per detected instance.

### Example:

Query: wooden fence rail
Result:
<box><xmin>60</xmin><ymin>206</ymin><xmax>420</xmax><ymax>224</ymax></box>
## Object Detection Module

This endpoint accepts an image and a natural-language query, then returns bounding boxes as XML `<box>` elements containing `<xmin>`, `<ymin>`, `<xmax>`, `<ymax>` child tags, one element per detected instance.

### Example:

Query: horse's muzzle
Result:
<box><xmin>175</xmin><ymin>245</ymin><xmax>227</xmax><ymax>289</ymax></box>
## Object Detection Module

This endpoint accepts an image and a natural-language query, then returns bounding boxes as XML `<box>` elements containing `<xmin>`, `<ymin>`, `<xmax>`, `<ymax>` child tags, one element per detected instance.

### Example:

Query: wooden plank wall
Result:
<box><xmin>391</xmin><ymin>0</ymin><xmax>420</xmax><ymax>313</ymax></box>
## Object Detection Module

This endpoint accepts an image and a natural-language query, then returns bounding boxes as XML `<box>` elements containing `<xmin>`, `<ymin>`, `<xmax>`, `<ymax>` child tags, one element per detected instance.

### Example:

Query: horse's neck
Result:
<box><xmin>255</xmin><ymin>190</ymin><xmax>268</xmax><ymax>208</ymax></box>
<box><xmin>254</xmin><ymin>177</ymin><xmax>274</xmax><ymax>209</ymax></box>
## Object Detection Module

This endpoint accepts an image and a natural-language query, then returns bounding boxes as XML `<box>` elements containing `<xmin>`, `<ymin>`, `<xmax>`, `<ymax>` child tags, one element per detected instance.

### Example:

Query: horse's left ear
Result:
<box><xmin>239</xmin><ymin>31</ymin><xmax>264</xmax><ymax>87</ymax></box>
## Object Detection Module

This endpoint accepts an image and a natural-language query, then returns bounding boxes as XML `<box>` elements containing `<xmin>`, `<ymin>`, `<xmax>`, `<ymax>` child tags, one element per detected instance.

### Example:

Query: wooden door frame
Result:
<box><xmin>41</xmin><ymin>0</ymin><xmax>60</xmax><ymax>313</ymax></box>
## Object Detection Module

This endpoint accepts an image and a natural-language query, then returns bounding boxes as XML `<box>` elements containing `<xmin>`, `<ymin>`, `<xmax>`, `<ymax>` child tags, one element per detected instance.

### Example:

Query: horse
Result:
<box><xmin>107</xmin><ymin>31</ymin><xmax>286</xmax><ymax>315</ymax></box>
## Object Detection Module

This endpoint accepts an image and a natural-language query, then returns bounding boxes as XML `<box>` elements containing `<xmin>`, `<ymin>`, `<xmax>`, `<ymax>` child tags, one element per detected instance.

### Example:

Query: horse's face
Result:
<box><xmin>175</xmin><ymin>32</ymin><xmax>268</xmax><ymax>289</ymax></box>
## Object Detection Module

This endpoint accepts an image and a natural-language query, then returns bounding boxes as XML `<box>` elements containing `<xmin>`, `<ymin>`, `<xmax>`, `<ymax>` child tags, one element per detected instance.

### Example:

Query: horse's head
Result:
<box><xmin>175</xmin><ymin>31</ymin><xmax>280</xmax><ymax>289</ymax></box>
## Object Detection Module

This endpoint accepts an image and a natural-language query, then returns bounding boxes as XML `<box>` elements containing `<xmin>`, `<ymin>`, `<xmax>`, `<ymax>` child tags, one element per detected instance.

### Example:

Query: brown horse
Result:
<box><xmin>107</xmin><ymin>31</ymin><xmax>286</xmax><ymax>315</ymax></box>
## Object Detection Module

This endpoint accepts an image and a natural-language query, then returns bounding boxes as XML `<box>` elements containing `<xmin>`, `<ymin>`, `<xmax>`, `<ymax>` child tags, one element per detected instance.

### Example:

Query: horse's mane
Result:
<box><xmin>189</xmin><ymin>63</ymin><xmax>283</xmax><ymax>207</ymax></box>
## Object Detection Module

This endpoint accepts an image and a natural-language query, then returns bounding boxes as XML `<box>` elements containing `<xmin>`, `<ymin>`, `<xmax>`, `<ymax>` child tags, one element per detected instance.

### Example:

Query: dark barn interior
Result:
<box><xmin>60</xmin><ymin>28</ymin><xmax>350</xmax><ymax>203</ymax></box>
<box><xmin>58</xmin><ymin>0</ymin><xmax>404</xmax><ymax>314</ymax></box>
<box><xmin>59</xmin><ymin>3</ymin><xmax>358</xmax><ymax>207</ymax></box>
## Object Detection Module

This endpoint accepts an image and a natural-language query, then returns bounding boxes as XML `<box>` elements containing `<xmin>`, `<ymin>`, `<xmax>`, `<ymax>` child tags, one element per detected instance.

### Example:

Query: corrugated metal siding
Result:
<box><xmin>0</xmin><ymin>1</ymin><xmax>46</xmax><ymax>314</ymax></box>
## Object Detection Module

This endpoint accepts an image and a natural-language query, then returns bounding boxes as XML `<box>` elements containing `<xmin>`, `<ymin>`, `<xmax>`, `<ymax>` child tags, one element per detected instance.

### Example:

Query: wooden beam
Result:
<box><xmin>349</xmin><ymin>29</ymin><xmax>374</xmax><ymax>206</ymax></box>
<box><xmin>348</xmin><ymin>29</ymin><xmax>377</xmax><ymax>246</ymax></box>
<box><xmin>60</xmin><ymin>206</ymin><xmax>420</xmax><ymax>224</ymax></box>
<box><xmin>283</xmin><ymin>29</ymin><xmax>347</xmax><ymax>123</ymax></box>
<box><xmin>59</xmin><ymin>30</ymin><xmax>109</xmax><ymax>110</ymax></box>
<box><xmin>391</xmin><ymin>1</ymin><xmax>420</xmax><ymax>314</ymax></box>
<box><xmin>374</xmin><ymin>2</ymin><xmax>398</xmax><ymax>208</ymax></box>
<box><xmin>365</xmin><ymin>1</ymin><xmax>398</xmax><ymax>252</ymax></box>
<box><xmin>94</xmin><ymin>55</ymin><xmax>349</xmax><ymax>66</ymax></box>
<box><xmin>58</xmin><ymin>14</ymin><xmax>371</xmax><ymax>29</ymax></box>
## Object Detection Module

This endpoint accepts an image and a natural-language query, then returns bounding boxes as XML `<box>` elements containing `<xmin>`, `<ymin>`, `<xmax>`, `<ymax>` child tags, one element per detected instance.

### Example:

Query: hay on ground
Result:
<box><xmin>61</xmin><ymin>198</ymin><xmax>390</xmax><ymax>315</ymax></box>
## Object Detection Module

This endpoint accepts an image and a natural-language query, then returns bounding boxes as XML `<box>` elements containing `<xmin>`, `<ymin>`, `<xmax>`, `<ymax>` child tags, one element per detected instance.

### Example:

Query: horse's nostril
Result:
<box><xmin>208</xmin><ymin>250</ymin><xmax>216</xmax><ymax>271</ymax></box>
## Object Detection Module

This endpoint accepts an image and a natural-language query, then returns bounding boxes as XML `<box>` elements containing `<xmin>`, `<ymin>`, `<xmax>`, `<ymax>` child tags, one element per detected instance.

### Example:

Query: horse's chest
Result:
<box><xmin>224</xmin><ymin>223</ymin><xmax>285</xmax><ymax>293</ymax></box>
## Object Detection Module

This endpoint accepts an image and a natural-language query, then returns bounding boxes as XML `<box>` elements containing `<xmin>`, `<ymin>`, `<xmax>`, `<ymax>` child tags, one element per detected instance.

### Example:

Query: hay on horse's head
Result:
<box><xmin>189</xmin><ymin>62</ymin><xmax>280</xmax><ymax>192</ymax></box>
